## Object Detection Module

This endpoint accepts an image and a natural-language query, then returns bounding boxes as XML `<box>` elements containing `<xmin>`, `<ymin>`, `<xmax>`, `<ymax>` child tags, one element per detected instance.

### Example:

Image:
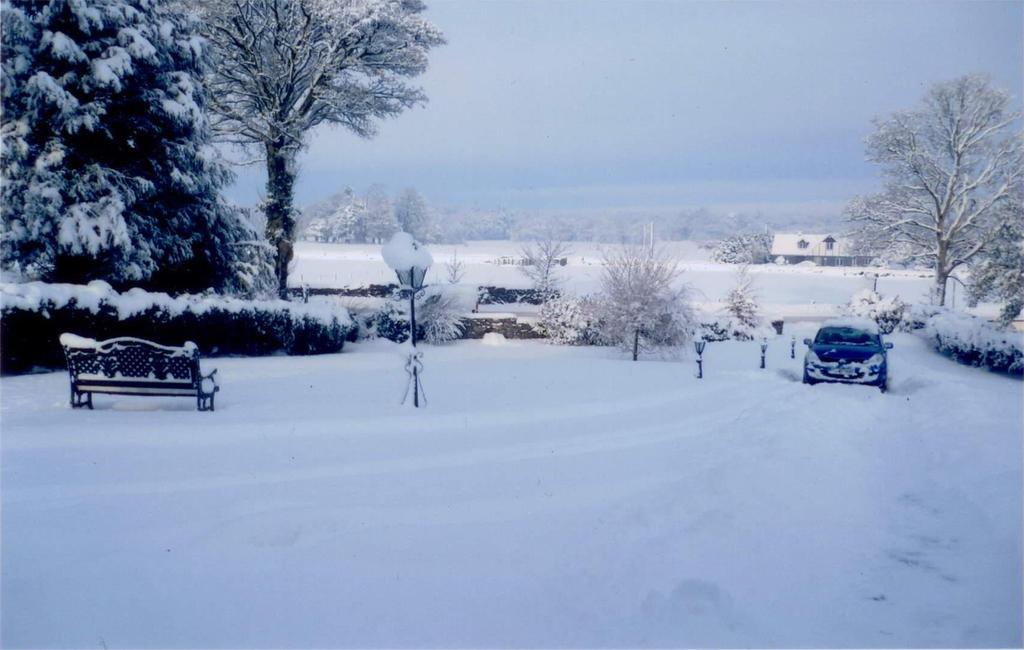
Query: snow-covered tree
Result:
<box><xmin>300</xmin><ymin>187</ymin><xmax>368</xmax><ymax>243</ymax></box>
<box><xmin>1</xmin><ymin>0</ymin><xmax>257</xmax><ymax>293</ymax></box>
<box><xmin>363</xmin><ymin>184</ymin><xmax>397</xmax><ymax>244</ymax></box>
<box><xmin>394</xmin><ymin>187</ymin><xmax>432</xmax><ymax>242</ymax></box>
<box><xmin>199</xmin><ymin>0</ymin><xmax>444</xmax><ymax>297</ymax></box>
<box><xmin>846</xmin><ymin>75</ymin><xmax>1024</xmax><ymax>306</ymax></box>
<box><xmin>520</xmin><ymin>237</ymin><xmax>571</xmax><ymax>300</ymax></box>
<box><xmin>723</xmin><ymin>266</ymin><xmax>762</xmax><ymax>340</ymax></box>
<box><xmin>445</xmin><ymin>250</ymin><xmax>465</xmax><ymax>284</ymax></box>
<box><xmin>968</xmin><ymin>217</ymin><xmax>1024</xmax><ymax>327</ymax></box>
<box><xmin>596</xmin><ymin>246</ymin><xmax>695</xmax><ymax>361</ymax></box>
<box><xmin>712</xmin><ymin>232</ymin><xmax>772</xmax><ymax>264</ymax></box>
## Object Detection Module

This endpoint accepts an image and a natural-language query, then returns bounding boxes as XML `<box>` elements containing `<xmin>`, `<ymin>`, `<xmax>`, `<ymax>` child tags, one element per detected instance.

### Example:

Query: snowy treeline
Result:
<box><xmin>300</xmin><ymin>197</ymin><xmax>837</xmax><ymax>246</ymax></box>
<box><xmin>1</xmin><ymin>0</ymin><xmax>274</xmax><ymax>295</ymax></box>
<box><xmin>301</xmin><ymin>186</ymin><xmax>438</xmax><ymax>244</ymax></box>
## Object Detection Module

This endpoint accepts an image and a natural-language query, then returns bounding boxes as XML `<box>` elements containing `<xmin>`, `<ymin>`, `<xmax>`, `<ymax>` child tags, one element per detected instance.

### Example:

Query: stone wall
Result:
<box><xmin>461</xmin><ymin>316</ymin><xmax>544</xmax><ymax>340</ymax></box>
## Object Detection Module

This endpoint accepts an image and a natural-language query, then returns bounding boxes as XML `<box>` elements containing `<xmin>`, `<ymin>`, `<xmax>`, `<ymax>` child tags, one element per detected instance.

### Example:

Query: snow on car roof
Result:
<box><xmin>819</xmin><ymin>317</ymin><xmax>880</xmax><ymax>334</ymax></box>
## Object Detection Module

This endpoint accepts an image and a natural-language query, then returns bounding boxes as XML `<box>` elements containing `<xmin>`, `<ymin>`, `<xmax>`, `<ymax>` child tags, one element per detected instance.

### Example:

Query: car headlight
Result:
<box><xmin>866</xmin><ymin>353</ymin><xmax>884</xmax><ymax>371</ymax></box>
<box><xmin>806</xmin><ymin>349</ymin><xmax>821</xmax><ymax>364</ymax></box>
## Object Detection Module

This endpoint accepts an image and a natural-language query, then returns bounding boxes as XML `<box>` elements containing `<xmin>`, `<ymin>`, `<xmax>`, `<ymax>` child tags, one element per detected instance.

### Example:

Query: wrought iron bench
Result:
<box><xmin>60</xmin><ymin>334</ymin><xmax>219</xmax><ymax>411</ymax></box>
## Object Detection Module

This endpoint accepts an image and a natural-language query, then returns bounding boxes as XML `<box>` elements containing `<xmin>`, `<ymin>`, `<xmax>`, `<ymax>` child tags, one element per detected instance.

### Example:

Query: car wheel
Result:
<box><xmin>802</xmin><ymin>370</ymin><xmax>815</xmax><ymax>386</ymax></box>
<box><xmin>877</xmin><ymin>374</ymin><xmax>888</xmax><ymax>393</ymax></box>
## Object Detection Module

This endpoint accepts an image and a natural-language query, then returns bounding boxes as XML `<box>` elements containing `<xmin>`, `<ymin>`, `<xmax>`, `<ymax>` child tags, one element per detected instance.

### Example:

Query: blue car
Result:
<box><xmin>803</xmin><ymin>320</ymin><xmax>893</xmax><ymax>392</ymax></box>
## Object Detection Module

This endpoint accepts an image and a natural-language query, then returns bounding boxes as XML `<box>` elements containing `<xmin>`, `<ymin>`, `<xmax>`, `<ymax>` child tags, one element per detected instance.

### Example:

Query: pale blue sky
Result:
<box><xmin>225</xmin><ymin>0</ymin><xmax>1024</xmax><ymax>217</ymax></box>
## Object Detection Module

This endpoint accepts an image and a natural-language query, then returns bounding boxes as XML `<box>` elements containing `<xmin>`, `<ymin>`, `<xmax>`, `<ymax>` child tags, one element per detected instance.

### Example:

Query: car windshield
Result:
<box><xmin>815</xmin><ymin>327</ymin><xmax>878</xmax><ymax>346</ymax></box>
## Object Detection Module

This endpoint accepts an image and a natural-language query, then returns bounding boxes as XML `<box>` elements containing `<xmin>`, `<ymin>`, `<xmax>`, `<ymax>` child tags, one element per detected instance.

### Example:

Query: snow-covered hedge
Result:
<box><xmin>919</xmin><ymin>307</ymin><xmax>1023</xmax><ymax>376</ymax></box>
<box><xmin>0</xmin><ymin>281</ymin><xmax>355</xmax><ymax>374</ymax></box>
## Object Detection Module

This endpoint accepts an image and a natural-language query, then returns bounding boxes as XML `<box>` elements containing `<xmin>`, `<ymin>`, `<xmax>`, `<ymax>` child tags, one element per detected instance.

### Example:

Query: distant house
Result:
<box><xmin>770</xmin><ymin>233</ymin><xmax>873</xmax><ymax>266</ymax></box>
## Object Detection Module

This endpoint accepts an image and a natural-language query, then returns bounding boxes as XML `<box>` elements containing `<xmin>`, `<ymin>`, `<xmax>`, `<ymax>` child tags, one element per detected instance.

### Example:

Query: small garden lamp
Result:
<box><xmin>694</xmin><ymin>339</ymin><xmax>706</xmax><ymax>379</ymax></box>
<box><xmin>790</xmin><ymin>334</ymin><xmax>796</xmax><ymax>359</ymax></box>
<box><xmin>760</xmin><ymin>337</ymin><xmax>769</xmax><ymax>369</ymax></box>
<box><xmin>382</xmin><ymin>232</ymin><xmax>433</xmax><ymax>407</ymax></box>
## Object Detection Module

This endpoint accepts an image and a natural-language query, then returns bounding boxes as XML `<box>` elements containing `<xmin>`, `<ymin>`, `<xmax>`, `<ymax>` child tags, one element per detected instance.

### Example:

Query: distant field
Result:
<box><xmin>291</xmin><ymin>240</ymin><xmax>971</xmax><ymax>320</ymax></box>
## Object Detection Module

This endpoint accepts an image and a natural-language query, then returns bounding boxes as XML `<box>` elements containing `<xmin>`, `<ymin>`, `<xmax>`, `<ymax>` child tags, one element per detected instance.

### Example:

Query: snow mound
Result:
<box><xmin>481</xmin><ymin>332</ymin><xmax>508</xmax><ymax>346</ymax></box>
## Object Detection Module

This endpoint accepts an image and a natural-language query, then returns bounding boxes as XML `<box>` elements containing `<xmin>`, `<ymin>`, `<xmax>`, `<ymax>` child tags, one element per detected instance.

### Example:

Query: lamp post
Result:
<box><xmin>382</xmin><ymin>233</ymin><xmax>433</xmax><ymax>408</ymax></box>
<box><xmin>694</xmin><ymin>339</ymin><xmax>706</xmax><ymax>379</ymax></box>
<box><xmin>760</xmin><ymin>337</ymin><xmax>768</xmax><ymax>369</ymax></box>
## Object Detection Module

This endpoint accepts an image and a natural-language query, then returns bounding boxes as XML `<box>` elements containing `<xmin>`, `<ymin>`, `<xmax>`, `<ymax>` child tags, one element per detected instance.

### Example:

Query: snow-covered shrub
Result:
<box><xmin>696</xmin><ymin>320</ymin><xmax>731</xmax><ymax>342</ymax></box>
<box><xmin>0</xmin><ymin>281</ymin><xmax>355</xmax><ymax>374</ymax></box>
<box><xmin>711</xmin><ymin>233</ymin><xmax>772</xmax><ymax>264</ymax></box>
<box><xmin>368</xmin><ymin>285</ymin><xmax>474</xmax><ymax>344</ymax></box>
<box><xmin>846</xmin><ymin>289</ymin><xmax>906</xmax><ymax>334</ymax></box>
<box><xmin>722</xmin><ymin>266</ymin><xmax>762</xmax><ymax>340</ymax></box>
<box><xmin>536</xmin><ymin>295</ymin><xmax>604</xmax><ymax>345</ymax></box>
<box><xmin>919</xmin><ymin>307</ymin><xmax>1023</xmax><ymax>376</ymax></box>
<box><xmin>596</xmin><ymin>247</ymin><xmax>695</xmax><ymax>360</ymax></box>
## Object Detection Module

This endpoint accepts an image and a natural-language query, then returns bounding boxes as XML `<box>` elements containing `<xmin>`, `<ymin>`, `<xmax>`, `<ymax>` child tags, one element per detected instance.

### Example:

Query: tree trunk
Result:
<box><xmin>934</xmin><ymin>240</ymin><xmax>949</xmax><ymax>306</ymax></box>
<box><xmin>632</xmin><ymin>329</ymin><xmax>640</xmax><ymax>361</ymax></box>
<box><xmin>264</xmin><ymin>141</ymin><xmax>297</xmax><ymax>299</ymax></box>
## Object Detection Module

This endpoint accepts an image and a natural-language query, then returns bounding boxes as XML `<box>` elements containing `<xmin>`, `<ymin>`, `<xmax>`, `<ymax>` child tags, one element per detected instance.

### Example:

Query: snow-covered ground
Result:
<box><xmin>2</xmin><ymin>328</ymin><xmax>1021</xmax><ymax>647</ymax></box>
<box><xmin>292</xmin><ymin>241</ymin><xmax>999</xmax><ymax>321</ymax></box>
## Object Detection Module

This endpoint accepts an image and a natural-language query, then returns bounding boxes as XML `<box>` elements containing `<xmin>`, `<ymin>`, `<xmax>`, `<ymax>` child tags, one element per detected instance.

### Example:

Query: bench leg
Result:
<box><xmin>70</xmin><ymin>389</ymin><xmax>93</xmax><ymax>410</ymax></box>
<box><xmin>197</xmin><ymin>392</ymin><xmax>215</xmax><ymax>412</ymax></box>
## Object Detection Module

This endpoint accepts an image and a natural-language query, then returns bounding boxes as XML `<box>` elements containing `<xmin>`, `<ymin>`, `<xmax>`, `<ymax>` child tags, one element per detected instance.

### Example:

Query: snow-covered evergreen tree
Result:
<box><xmin>394</xmin><ymin>188</ymin><xmax>432</xmax><ymax>242</ymax></box>
<box><xmin>723</xmin><ymin>266</ymin><xmax>762</xmax><ymax>340</ymax></box>
<box><xmin>1</xmin><ymin>0</ymin><xmax>255</xmax><ymax>293</ymax></box>
<box><xmin>968</xmin><ymin>217</ymin><xmax>1024</xmax><ymax>327</ymax></box>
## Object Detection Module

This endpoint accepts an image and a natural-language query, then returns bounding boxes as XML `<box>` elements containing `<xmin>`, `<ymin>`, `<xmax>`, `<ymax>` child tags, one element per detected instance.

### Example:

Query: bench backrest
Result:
<box><xmin>61</xmin><ymin>335</ymin><xmax>200</xmax><ymax>383</ymax></box>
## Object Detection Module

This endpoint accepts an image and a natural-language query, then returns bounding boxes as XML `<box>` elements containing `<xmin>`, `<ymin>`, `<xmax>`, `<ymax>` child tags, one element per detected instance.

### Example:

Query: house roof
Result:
<box><xmin>771</xmin><ymin>233</ymin><xmax>853</xmax><ymax>257</ymax></box>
